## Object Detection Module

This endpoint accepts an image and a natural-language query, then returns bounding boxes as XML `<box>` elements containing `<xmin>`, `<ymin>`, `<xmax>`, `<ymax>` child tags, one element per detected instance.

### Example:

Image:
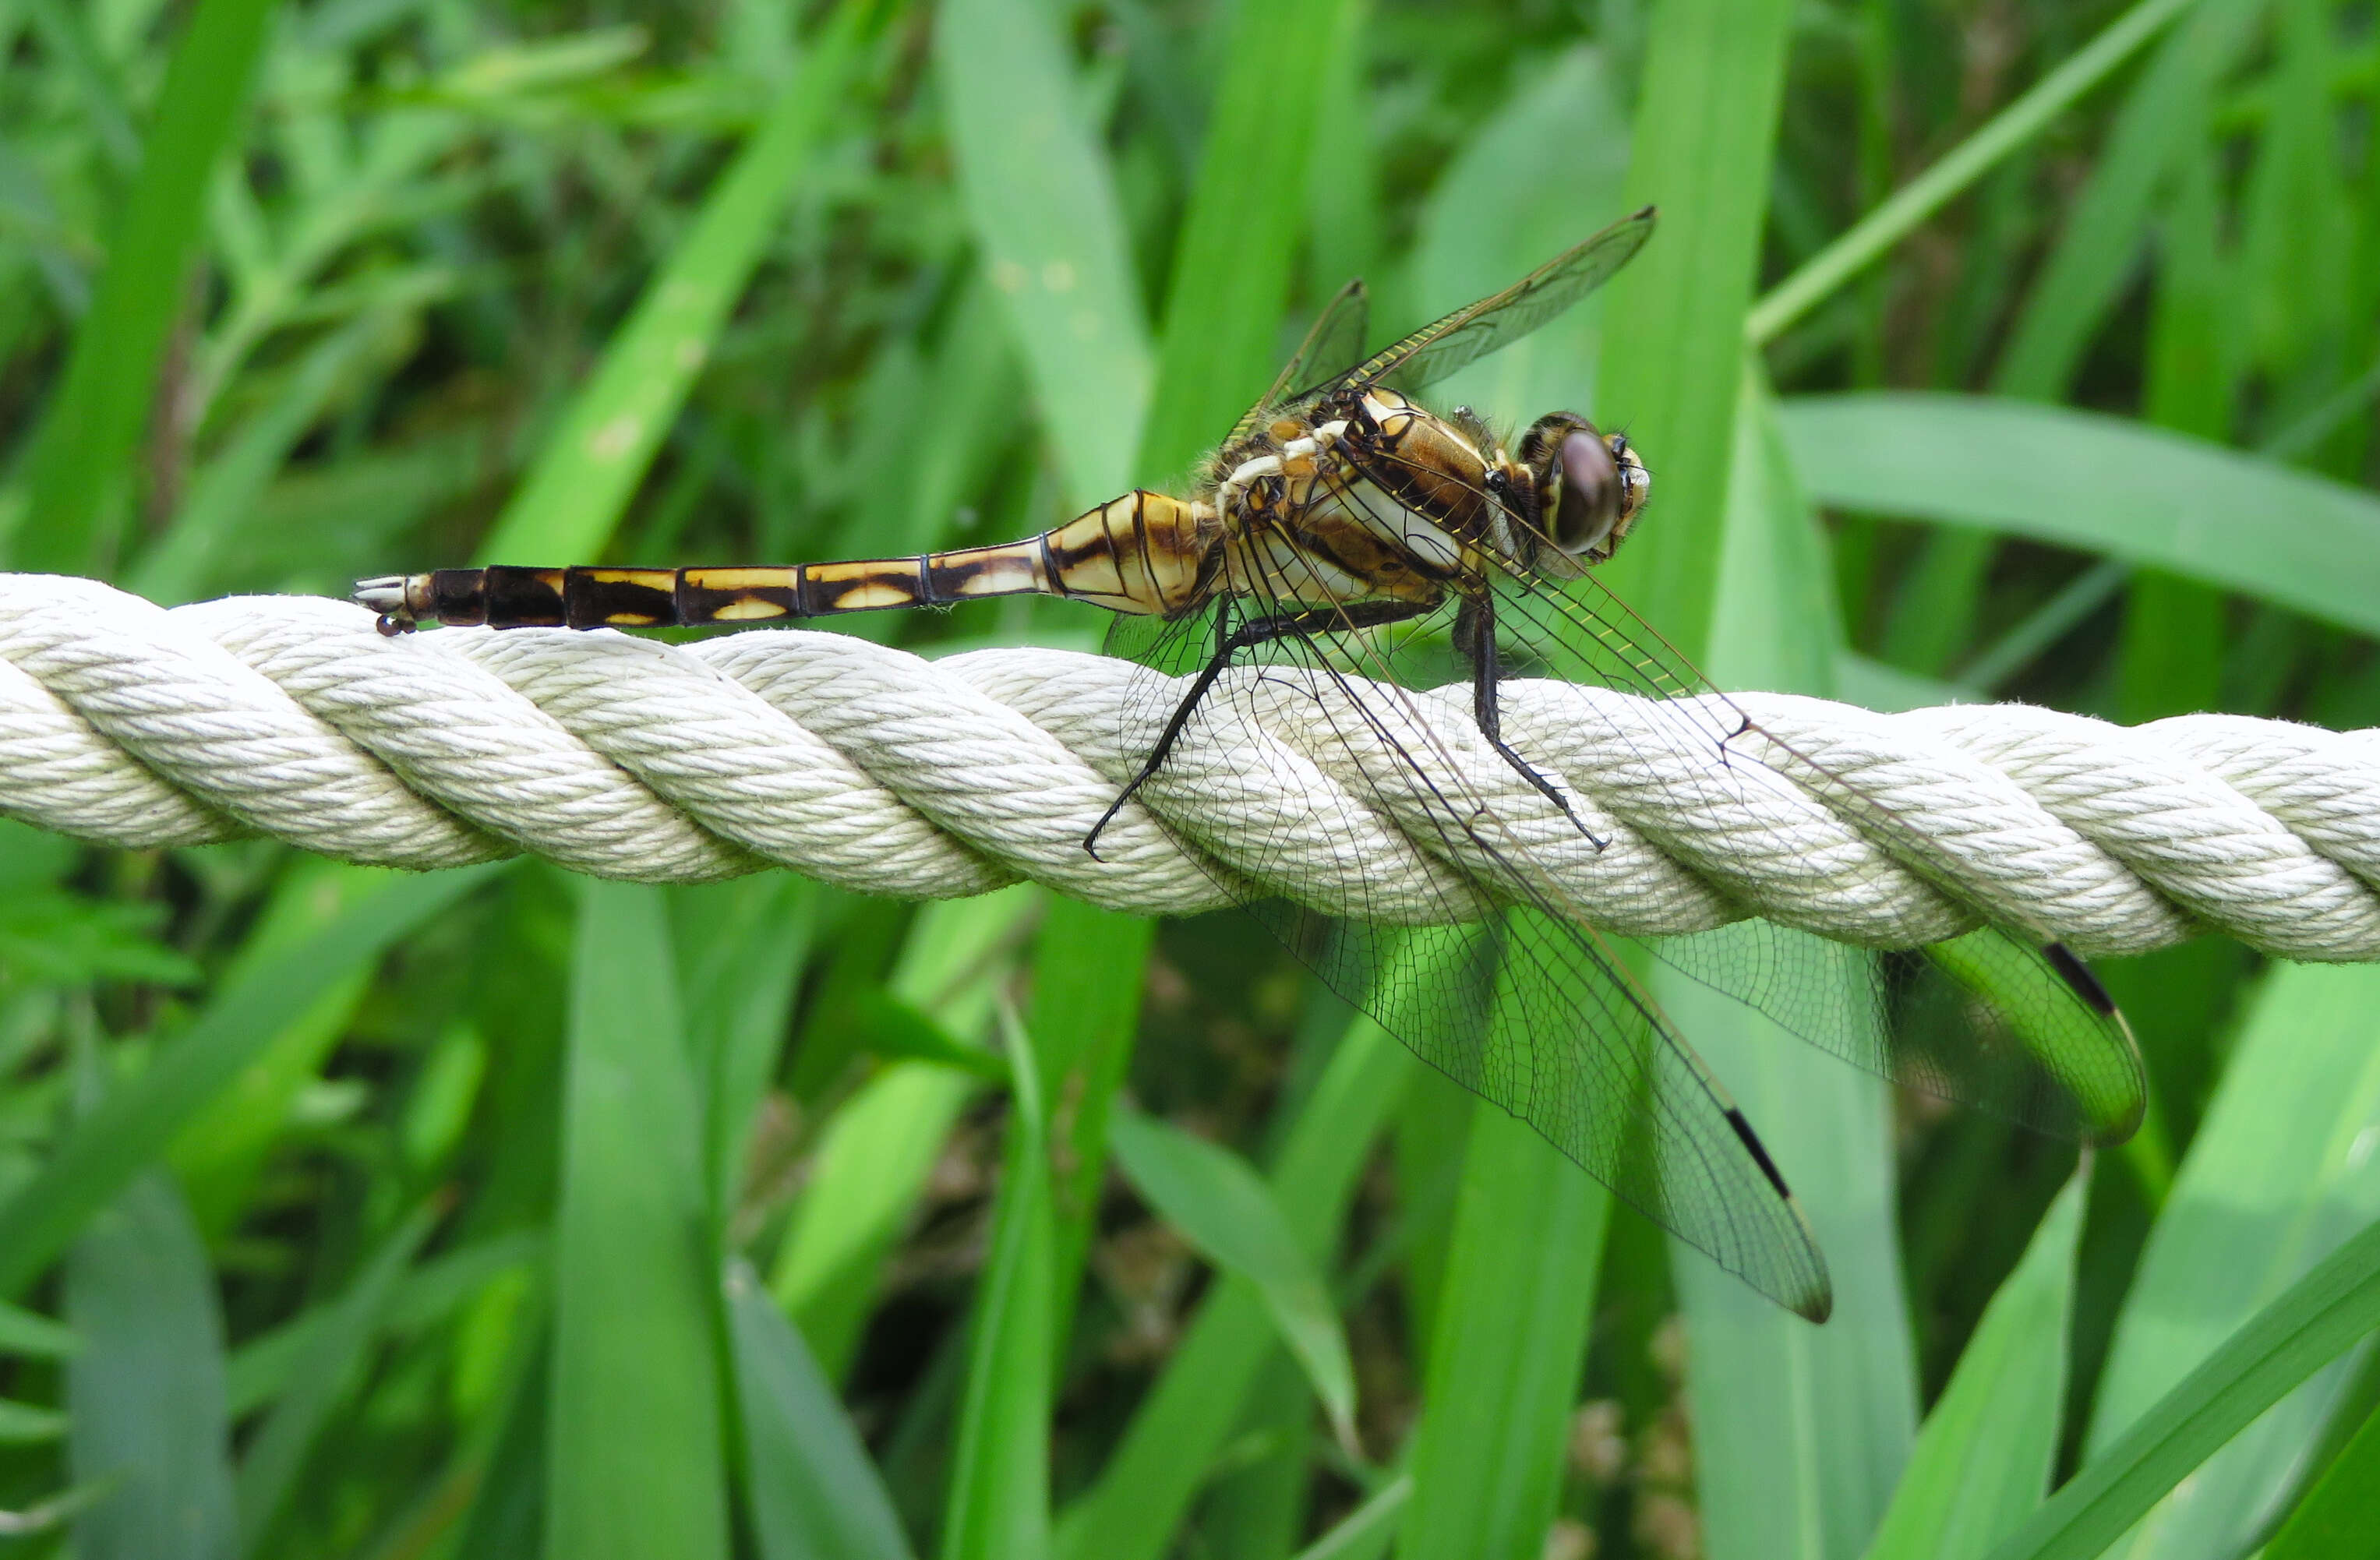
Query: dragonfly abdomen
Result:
<box><xmin>355</xmin><ymin>491</ymin><xmax>1220</xmax><ymax>630</ymax></box>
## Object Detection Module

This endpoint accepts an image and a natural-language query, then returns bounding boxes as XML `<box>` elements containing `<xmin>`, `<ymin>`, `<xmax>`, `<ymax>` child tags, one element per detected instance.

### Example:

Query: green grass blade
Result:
<box><xmin>547</xmin><ymin>880</ymin><xmax>729</xmax><ymax>1560</ymax></box>
<box><xmin>723</xmin><ymin>1257</ymin><xmax>916</xmax><ymax>1560</ymax></box>
<box><xmin>1058</xmin><ymin>1018</ymin><xmax>1411</xmax><ymax>1560</ymax></box>
<box><xmin>475</xmin><ymin>0</ymin><xmax>874</xmax><ymax>565</ymax></box>
<box><xmin>1991</xmin><ymin>0</ymin><xmax>2265</xmax><ymax>400</ymax></box>
<box><xmin>771</xmin><ymin>889</ymin><xmax>1033</xmax><ymax>1377</ymax></box>
<box><xmin>2262</xmin><ymin>1397</ymin><xmax>2380</xmax><ymax>1560</ymax></box>
<box><xmin>0</xmin><ymin>1399</ymin><xmax>68</xmax><ymax>1444</ymax></box>
<box><xmin>1135</xmin><ymin>0</ymin><xmax>1346</xmax><ymax>479</ymax></box>
<box><xmin>168</xmin><ymin>860</ymin><xmax>390</xmax><ymax>1237</ymax></box>
<box><xmin>1659</xmin><ymin>927</ymin><xmax>1918</xmax><ymax>1560</ymax></box>
<box><xmin>2080</xmin><ymin>962</ymin><xmax>2380</xmax><ymax>1560</ymax></box>
<box><xmin>12</xmin><ymin>0</ymin><xmax>284</xmax><ymax>576</ymax></box>
<box><xmin>1397</xmin><ymin>1106</ymin><xmax>1608</xmax><ymax>1560</ymax></box>
<box><xmin>1108</xmin><ymin>1103</ymin><xmax>1358</xmax><ymax>1449</ymax></box>
<box><xmin>1593</xmin><ymin>0</ymin><xmax>1796</xmax><ymax>655</ymax></box>
<box><xmin>0</xmin><ymin>864</ymin><xmax>500</xmax><ymax>1299</ymax></box>
<box><xmin>235</xmin><ymin>1195</ymin><xmax>443</xmax><ymax>1555</ymax></box>
<box><xmin>934</xmin><ymin>0</ymin><xmax>1150</xmax><ymax>510</ymax></box>
<box><xmin>1981</xmin><ymin>1215</ymin><xmax>2380</xmax><ymax>1560</ymax></box>
<box><xmin>1776</xmin><ymin>394</ymin><xmax>2380</xmax><ymax>634</ymax></box>
<box><xmin>940</xmin><ymin>1006</ymin><xmax>1055</xmax><ymax>1560</ymax></box>
<box><xmin>1030</xmin><ymin>899</ymin><xmax>1155</xmax><ymax>1361</ymax></box>
<box><xmin>0</xmin><ymin>1300</ymin><xmax>79</xmax><ymax>1359</ymax></box>
<box><xmin>1294</xmin><ymin>1475</ymin><xmax>1412</xmax><ymax>1560</ymax></box>
<box><xmin>1746</xmin><ymin>0</ymin><xmax>2193</xmax><ymax>347</ymax></box>
<box><xmin>1863</xmin><ymin>1170</ymin><xmax>2088</xmax><ymax>1560</ymax></box>
<box><xmin>65</xmin><ymin>1172</ymin><xmax>235</xmax><ymax>1560</ymax></box>
<box><xmin>673</xmin><ymin>876</ymin><xmax>816</xmax><ymax>1234</ymax></box>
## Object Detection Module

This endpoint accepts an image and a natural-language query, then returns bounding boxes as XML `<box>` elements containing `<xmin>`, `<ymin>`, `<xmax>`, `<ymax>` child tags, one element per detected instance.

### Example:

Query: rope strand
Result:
<box><xmin>5</xmin><ymin>576</ymin><xmax>2377</xmax><ymax>962</ymax></box>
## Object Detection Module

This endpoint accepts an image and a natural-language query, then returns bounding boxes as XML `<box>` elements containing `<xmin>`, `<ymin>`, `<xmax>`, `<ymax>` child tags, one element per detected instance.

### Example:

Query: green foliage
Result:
<box><xmin>1</xmin><ymin>0</ymin><xmax>2377</xmax><ymax>1555</ymax></box>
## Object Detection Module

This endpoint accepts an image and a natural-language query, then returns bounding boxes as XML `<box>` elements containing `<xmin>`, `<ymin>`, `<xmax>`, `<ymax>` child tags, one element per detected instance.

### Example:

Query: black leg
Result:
<box><xmin>1456</xmin><ymin>590</ymin><xmax>1603</xmax><ymax>844</ymax></box>
<box><xmin>1084</xmin><ymin>598</ymin><xmax>1435</xmax><ymax>858</ymax></box>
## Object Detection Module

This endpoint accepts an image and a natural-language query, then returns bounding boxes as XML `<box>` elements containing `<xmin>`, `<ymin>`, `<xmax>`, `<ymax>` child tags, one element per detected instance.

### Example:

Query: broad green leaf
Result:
<box><xmin>723</xmin><ymin>1257</ymin><xmax>914</xmax><ymax>1560</ymax></box>
<box><xmin>1776</xmin><ymin>394</ymin><xmax>2380</xmax><ymax>636</ymax></box>
<box><xmin>1108</xmin><ymin>1104</ymin><xmax>1358</xmax><ymax>1449</ymax></box>
<box><xmin>546</xmin><ymin>881</ymin><xmax>729</xmax><ymax>1560</ymax></box>
<box><xmin>1660</xmin><ymin>925</ymin><xmax>1916</xmax><ymax>1560</ymax></box>
<box><xmin>2082</xmin><ymin>962</ymin><xmax>2380</xmax><ymax>1560</ymax></box>
<box><xmin>12</xmin><ymin>0</ymin><xmax>285</xmax><ymax>574</ymax></box>
<box><xmin>235</xmin><ymin>1195</ymin><xmax>442</xmax><ymax>1555</ymax></box>
<box><xmin>1983</xmin><ymin>1215</ymin><xmax>2380</xmax><ymax>1560</ymax></box>
<box><xmin>1136</xmin><ymin>0</ymin><xmax>1346</xmax><ymax>479</ymax></box>
<box><xmin>0</xmin><ymin>864</ymin><xmax>500</xmax><ymax>1299</ymax></box>
<box><xmin>1058</xmin><ymin>1017</ymin><xmax>1412</xmax><ymax>1560</ymax></box>
<box><xmin>477</xmin><ymin>0</ymin><xmax>875</xmax><ymax>564</ymax></box>
<box><xmin>1397</xmin><ymin>1104</ymin><xmax>1607</xmax><ymax>1560</ymax></box>
<box><xmin>67</xmin><ymin>1172</ymin><xmax>235</xmax><ymax>1560</ymax></box>
<box><xmin>1863</xmin><ymin>1170</ymin><xmax>2088</xmax><ymax>1560</ymax></box>
<box><xmin>2262</xmin><ymin>1398</ymin><xmax>2380</xmax><ymax>1560</ymax></box>
<box><xmin>941</xmin><ymin>1007</ymin><xmax>1055</xmax><ymax>1560</ymax></box>
<box><xmin>1594</xmin><ymin>0</ymin><xmax>1796</xmax><ymax>656</ymax></box>
<box><xmin>934</xmin><ymin>0</ymin><xmax>1149</xmax><ymax>510</ymax></box>
<box><xmin>673</xmin><ymin>875</ymin><xmax>816</xmax><ymax>1233</ymax></box>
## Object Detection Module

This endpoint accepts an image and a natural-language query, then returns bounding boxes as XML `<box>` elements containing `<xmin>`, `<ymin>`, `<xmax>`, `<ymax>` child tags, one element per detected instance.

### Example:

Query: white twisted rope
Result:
<box><xmin>4</xmin><ymin>574</ymin><xmax>2378</xmax><ymax>962</ymax></box>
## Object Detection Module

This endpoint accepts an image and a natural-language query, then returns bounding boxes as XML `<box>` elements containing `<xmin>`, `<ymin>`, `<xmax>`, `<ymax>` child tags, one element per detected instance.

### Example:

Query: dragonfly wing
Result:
<box><xmin>1226</xmin><ymin>278</ymin><xmax>1372</xmax><ymax>449</ymax></box>
<box><xmin>1337</xmin><ymin>206</ymin><xmax>1654</xmax><ymax>397</ymax></box>
<box><xmin>1453</xmin><ymin>526</ymin><xmax>2148</xmax><ymax>1144</ymax></box>
<box><xmin>1104</xmin><ymin>594</ymin><xmax>1835</xmax><ymax>1322</ymax></box>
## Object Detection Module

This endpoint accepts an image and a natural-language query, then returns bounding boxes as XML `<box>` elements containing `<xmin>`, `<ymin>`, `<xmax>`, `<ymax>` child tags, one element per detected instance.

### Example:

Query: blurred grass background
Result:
<box><xmin>2</xmin><ymin>0</ymin><xmax>2380</xmax><ymax>1556</ymax></box>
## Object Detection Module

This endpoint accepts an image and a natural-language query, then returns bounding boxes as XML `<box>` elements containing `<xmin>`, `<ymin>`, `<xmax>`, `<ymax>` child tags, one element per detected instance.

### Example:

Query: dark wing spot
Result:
<box><xmin>2043</xmin><ymin>942</ymin><xmax>2117</xmax><ymax>1015</ymax></box>
<box><xmin>1725</xmin><ymin>1107</ymin><xmax>1794</xmax><ymax>1201</ymax></box>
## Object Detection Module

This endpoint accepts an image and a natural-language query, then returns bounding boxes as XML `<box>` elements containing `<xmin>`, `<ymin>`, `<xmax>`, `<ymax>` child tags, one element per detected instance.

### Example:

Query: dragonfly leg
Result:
<box><xmin>1084</xmin><ymin>598</ymin><xmax>1437</xmax><ymax>859</ymax></box>
<box><xmin>1454</xmin><ymin>595</ymin><xmax>1606</xmax><ymax>847</ymax></box>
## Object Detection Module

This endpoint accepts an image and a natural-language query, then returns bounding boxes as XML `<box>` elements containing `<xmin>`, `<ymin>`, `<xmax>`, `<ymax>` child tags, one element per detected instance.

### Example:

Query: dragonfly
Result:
<box><xmin>359</xmin><ymin>206</ymin><xmax>2142</xmax><ymax>1321</ymax></box>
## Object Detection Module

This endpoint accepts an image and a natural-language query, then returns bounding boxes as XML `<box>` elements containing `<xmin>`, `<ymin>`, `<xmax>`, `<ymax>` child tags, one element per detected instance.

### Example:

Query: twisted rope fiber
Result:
<box><xmin>5</xmin><ymin>575</ymin><xmax>2379</xmax><ymax>962</ymax></box>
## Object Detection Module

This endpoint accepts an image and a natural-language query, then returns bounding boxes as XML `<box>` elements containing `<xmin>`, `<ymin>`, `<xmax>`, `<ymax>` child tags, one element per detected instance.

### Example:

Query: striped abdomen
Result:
<box><xmin>358</xmin><ymin>490</ymin><xmax>1221</xmax><ymax>630</ymax></box>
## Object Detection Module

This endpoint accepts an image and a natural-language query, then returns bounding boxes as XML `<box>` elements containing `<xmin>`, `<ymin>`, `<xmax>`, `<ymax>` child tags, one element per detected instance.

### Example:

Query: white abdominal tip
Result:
<box><xmin>355</xmin><ymin>577</ymin><xmax>407</xmax><ymax>612</ymax></box>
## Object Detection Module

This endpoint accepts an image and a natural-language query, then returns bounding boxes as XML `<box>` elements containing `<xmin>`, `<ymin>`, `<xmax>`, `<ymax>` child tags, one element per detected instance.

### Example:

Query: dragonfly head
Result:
<box><xmin>1517</xmin><ymin>413</ymin><xmax>1650</xmax><ymax>566</ymax></box>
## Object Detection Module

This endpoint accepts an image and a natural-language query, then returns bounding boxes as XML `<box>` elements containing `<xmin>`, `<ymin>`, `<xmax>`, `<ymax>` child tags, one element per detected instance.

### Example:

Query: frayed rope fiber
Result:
<box><xmin>4</xmin><ymin>574</ymin><xmax>2378</xmax><ymax>962</ymax></box>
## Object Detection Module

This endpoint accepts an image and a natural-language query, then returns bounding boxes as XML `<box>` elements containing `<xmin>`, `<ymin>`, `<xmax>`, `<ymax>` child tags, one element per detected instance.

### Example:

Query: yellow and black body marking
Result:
<box><xmin>357</xmin><ymin>489</ymin><xmax>1224</xmax><ymax>633</ymax></box>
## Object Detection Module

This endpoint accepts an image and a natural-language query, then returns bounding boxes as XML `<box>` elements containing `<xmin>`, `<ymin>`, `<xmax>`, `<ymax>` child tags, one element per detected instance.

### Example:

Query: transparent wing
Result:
<box><xmin>1226</xmin><ymin>277</ymin><xmax>1372</xmax><ymax>448</ymax></box>
<box><xmin>1107</xmin><ymin>577</ymin><xmax>1835</xmax><ymax>1322</ymax></box>
<box><xmin>1311</xmin><ymin>449</ymin><xmax>2149</xmax><ymax>1144</ymax></box>
<box><xmin>1333</xmin><ymin>206</ymin><xmax>1655</xmax><ymax>397</ymax></box>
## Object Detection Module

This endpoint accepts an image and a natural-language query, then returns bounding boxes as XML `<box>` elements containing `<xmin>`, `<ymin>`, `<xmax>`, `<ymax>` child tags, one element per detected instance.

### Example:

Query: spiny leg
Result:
<box><xmin>1084</xmin><ymin>598</ymin><xmax>1439</xmax><ymax>858</ymax></box>
<box><xmin>1453</xmin><ymin>591</ymin><xmax>1604</xmax><ymax>845</ymax></box>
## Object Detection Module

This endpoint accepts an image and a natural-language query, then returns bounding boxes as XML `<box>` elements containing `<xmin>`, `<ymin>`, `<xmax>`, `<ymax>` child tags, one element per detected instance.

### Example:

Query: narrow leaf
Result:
<box><xmin>1982</xmin><ymin>1216</ymin><xmax>2380</xmax><ymax>1560</ymax></box>
<box><xmin>1777</xmin><ymin>394</ymin><xmax>2380</xmax><ymax>635</ymax></box>
<box><xmin>546</xmin><ymin>881</ymin><xmax>729</xmax><ymax>1560</ymax></box>
<box><xmin>1108</xmin><ymin>1105</ymin><xmax>1358</xmax><ymax>1449</ymax></box>
<box><xmin>940</xmin><ymin>1007</ymin><xmax>1055</xmax><ymax>1560</ymax></box>
<box><xmin>1863</xmin><ymin>1170</ymin><xmax>2089</xmax><ymax>1560</ymax></box>
<box><xmin>724</xmin><ymin>1257</ymin><xmax>914</xmax><ymax>1560</ymax></box>
<box><xmin>67</xmin><ymin>1173</ymin><xmax>235</xmax><ymax>1560</ymax></box>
